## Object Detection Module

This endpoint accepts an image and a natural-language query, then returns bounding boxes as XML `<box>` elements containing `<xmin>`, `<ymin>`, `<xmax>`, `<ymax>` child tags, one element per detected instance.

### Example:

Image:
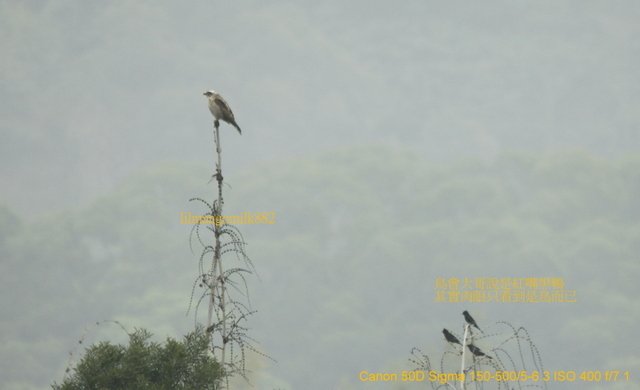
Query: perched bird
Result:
<box><xmin>203</xmin><ymin>90</ymin><xmax>242</xmax><ymax>134</ymax></box>
<box><xmin>467</xmin><ymin>343</ymin><xmax>492</xmax><ymax>359</ymax></box>
<box><xmin>442</xmin><ymin>329</ymin><xmax>462</xmax><ymax>346</ymax></box>
<box><xmin>463</xmin><ymin>310</ymin><xmax>482</xmax><ymax>332</ymax></box>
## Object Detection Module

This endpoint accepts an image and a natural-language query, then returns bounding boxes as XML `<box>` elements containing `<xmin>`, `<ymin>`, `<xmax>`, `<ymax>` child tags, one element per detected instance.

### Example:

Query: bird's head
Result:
<box><xmin>203</xmin><ymin>90</ymin><xmax>215</xmax><ymax>97</ymax></box>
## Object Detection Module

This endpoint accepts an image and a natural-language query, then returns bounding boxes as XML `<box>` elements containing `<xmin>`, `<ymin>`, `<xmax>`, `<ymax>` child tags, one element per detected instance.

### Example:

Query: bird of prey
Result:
<box><xmin>467</xmin><ymin>343</ymin><xmax>492</xmax><ymax>359</ymax></box>
<box><xmin>463</xmin><ymin>310</ymin><xmax>483</xmax><ymax>332</ymax></box>
<box><xmin>442</xmin><ymin>329</ymin><xmax>462</xmax><ymax>346</ymax></box>
<box><xmin>203</xmin><ymin>90</ymin><xmax>242</xmax><ymax>134</ymax></box>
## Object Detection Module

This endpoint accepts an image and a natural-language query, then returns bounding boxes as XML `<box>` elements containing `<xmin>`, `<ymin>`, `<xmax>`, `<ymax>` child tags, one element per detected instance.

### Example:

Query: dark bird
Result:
<box><xmin>204</xmin><ymin>90</ymin><xmax>242</xmax><ymax>134</ymax></box>
<box><xmin>442</xmin><ymin>328</ymin><xmax>462</xmax><ymax>345</ymax></box>
<box><xmin>463</xmin><ymin>310</ymin><xmax>482</xmax><ymax>332</ymax></box>
<box><xmin>467</xmin><ymin>343</ymin><xmax>492</xmax><ymax>359</ymax></box>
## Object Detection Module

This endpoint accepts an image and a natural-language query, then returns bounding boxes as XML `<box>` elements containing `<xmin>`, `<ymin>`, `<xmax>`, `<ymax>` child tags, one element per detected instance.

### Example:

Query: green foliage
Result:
<box><xmin>52</xmin><ymin>327</ymin><xmax>221</xmax><ymax>390</ymax></box>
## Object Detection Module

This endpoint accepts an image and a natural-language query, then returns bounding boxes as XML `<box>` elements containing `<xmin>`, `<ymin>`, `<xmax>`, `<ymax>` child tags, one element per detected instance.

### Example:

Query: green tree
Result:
<box><xmin>53</xmin><ymin>327</ymin><xmax>221</xmax><ymax>389</ymax></box>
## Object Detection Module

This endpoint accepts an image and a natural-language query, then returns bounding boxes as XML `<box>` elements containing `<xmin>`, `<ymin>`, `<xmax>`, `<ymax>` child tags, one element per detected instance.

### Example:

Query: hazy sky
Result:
<box><xmin>2</xmin><ymin>0</ymin><xmax>639</xmax><ymax>217</ymax></box>
<box><xmin>1</xmin><ymin>1</ymin><xmax>639</xmax><ymax>389</ymax></box>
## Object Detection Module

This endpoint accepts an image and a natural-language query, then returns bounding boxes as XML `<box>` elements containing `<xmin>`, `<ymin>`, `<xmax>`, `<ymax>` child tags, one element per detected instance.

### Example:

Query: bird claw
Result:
<box><xmin>207</xmin><ymin>172</ymin><xmax>224</xmax><ymax>184</ymax></box>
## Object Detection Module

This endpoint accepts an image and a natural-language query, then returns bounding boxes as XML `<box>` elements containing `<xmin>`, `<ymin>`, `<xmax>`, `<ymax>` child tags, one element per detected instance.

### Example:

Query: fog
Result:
<box><xmin>1</xmin><ymin>1</ymin><xmax>639</xmax><ymax>389</ymax></box>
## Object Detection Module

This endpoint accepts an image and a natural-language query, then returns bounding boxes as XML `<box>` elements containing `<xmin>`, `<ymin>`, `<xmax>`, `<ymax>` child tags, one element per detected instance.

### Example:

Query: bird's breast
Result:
<box><xmin>208</xmin><ymin>100</ymin><xmax>223</xmax><ymax>119</ymax></box>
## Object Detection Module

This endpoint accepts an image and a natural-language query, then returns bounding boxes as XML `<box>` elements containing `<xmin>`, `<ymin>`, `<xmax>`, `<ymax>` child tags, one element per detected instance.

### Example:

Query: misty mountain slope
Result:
<box><xmin>233</xmin><ymin>147</ymin><xmax>639</xmax><ymax>387</ymax></box>
<box><xmin>1</xmin><ymin>144</ymin><xmax>638</xmax><ymax>389</ymax></box>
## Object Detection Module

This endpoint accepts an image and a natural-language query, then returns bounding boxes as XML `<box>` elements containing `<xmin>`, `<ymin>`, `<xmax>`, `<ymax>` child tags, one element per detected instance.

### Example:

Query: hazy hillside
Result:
<box><xmin>1</xmin><ymin>147</ymin><xmax>639</xmax><ymax>389</ymax></box>
<box><xmin>1</xmin><ymin>1</ymin><xmax>639</xmax><ymax>389</ymax></box>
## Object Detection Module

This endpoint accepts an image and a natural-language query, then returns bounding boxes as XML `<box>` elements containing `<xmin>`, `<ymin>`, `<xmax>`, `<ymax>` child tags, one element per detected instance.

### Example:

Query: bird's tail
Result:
<box><xmin>233</xmin><ymin>122</ymin><xmax>242</xmax><ymax>134</ymax></box>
